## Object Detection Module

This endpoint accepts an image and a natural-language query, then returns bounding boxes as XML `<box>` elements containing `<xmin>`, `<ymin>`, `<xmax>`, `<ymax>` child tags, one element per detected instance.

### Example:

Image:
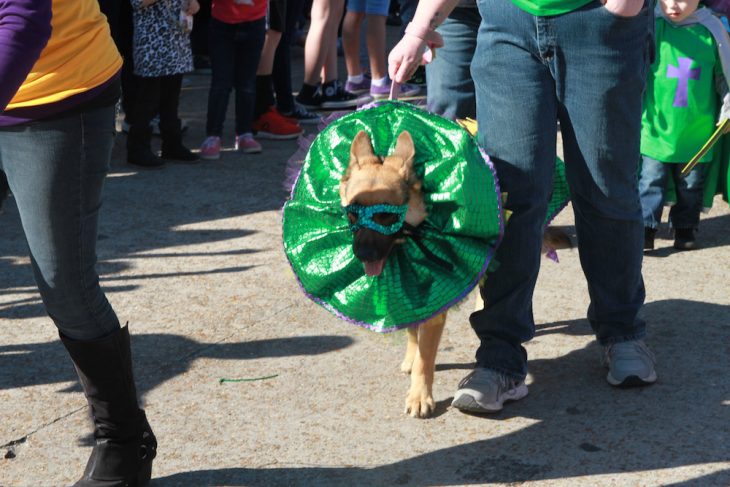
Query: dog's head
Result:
<box><xmin>339</xmin><ymin>130</ymin><xmax>426</xmax><ymax>276</ymax></box>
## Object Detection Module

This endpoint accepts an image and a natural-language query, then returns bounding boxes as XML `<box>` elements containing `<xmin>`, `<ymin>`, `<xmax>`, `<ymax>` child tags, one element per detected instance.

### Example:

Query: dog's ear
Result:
<box><xmin>385</xmin><ymin>131</ymin><xmax>415</xmax><ymax>180</ymax></box>
<box><xmin>349</xmin><ymin>131</ymin><xmax>376</xmax><ymax>168</ymax></box>
<box><xmin>341</xmin><ymin>131</ymin><xmax>375</xmax><ymax>205</ymax></box>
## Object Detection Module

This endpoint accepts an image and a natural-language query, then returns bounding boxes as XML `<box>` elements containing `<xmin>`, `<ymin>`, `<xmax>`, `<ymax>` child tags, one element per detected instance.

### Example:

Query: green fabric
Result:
<box><xmin>547</xmin><ymin>157</ymin><xmax>569</xmax><ymax>224</ymax></box>
<box><xmin>509</xmin><ymin>0</ymin><xmax>592</xmax><ymax>16</ymax></box>
<box><xmin>282</xmin><ymin>101</ymin><xmax>503</xmax><ymax>332</ymax></box>
<box><xmin>641</xmin><ymin>19</ymin><xmax>721</xmax><ymax>163</ymax></box>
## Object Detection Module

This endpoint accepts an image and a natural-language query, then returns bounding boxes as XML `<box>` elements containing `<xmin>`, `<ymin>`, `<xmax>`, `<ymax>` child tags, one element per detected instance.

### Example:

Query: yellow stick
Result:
<box><xmin>681</xmin><ymin>119</ymin><xmax>730</xmax><ymax>176</ymax></box>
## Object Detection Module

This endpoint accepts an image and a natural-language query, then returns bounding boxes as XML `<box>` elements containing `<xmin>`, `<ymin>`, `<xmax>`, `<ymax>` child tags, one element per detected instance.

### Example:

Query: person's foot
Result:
<box><xmin>345</xmin><ymin>75</ymin><xmax>371</xmax><ymax>95</ymax></box>
<box><xmin>235</xmin><ymin>133</ymin><xmax>262</xmax><ymax>154</ymax></box>
<box><xmin>200</xmin><ymin>136</ymin><xmax>221</xmax><ymax>160</ymax></box>
<box><xmin>320</xmin><ymin>80</ymin><xmax>372</xmax><ymax>109</ymax></box>
<box><xmin>127</xmin><ymin>149</ymin><xmax>165</xmax><ymax>169</ymax></box>
<box><xmin>603</xmin><ymin>339</ymin><xmax>657</xmax><ymax>387</ymax></box>
<box><xmin>161</xmin><ymin>142</ymin><xmax>199</xmax><ymax>163</ymax></box>
<box><xmin>644</xmin><ymin>227</ymin><xmax>657</xmax><ymax>250</ymax></box>
<box><xmin>295</xmin><ymin>88</ymin><xmax>323</xmax><ymax>110</ymax></box>
<box><xmin>280</xmin><ymin>103</ymin><xmax>322</xmax><ymax>125</ymax></box>
<box><xmin>673</xmin><ymin>227</ymin><xmax>697</xmax><ymax>250</ymax></box>
<box><xmin>252</xmin><ymin>107</ymin><xmax>303</xmax><ymax>140</ymax></box>
<box><xmin>371</xmin><ymin>81</ymin><xmax>421</xmax><ymax>100</ymax></box>
<box><xmin>451</xmin><ymin>368</ymin><xmax>528</xmax><ymax>413</ymax></box>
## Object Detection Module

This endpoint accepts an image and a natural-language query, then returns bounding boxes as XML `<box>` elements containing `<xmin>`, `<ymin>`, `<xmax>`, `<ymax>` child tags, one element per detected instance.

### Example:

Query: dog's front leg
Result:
<box><xmin>400</xmin><ymin>326</ymin><xmax>418</xmax><ymax>374</ymax></box>
<box><xmin>404</xmin><ymin>312</ymin><xmax>446</xmax><ymax>418</ymax></box>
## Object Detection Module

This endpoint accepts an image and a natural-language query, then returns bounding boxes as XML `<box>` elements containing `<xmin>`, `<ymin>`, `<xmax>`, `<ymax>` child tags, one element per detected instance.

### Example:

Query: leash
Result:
<box><xmin>401</xmin><ymin>223</ymin><xmax>454</xmax><ymax>272</ymax></box>
<box><xmin>388</xmin><ymin>81</ymin><xmax>453</xmax><ymax>272</ymax></box>
<box><xmin>389</xmin><ymin>81</ymin><xmax>401</xmax><ymax>101</ymax></box>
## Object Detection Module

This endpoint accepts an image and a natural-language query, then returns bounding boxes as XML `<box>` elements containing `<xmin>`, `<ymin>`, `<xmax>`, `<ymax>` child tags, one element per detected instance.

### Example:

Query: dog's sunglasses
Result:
<box><xmin>343</xmin><ymin>203</ymin><xmax>408</xmax><ymax>235</ymax></box>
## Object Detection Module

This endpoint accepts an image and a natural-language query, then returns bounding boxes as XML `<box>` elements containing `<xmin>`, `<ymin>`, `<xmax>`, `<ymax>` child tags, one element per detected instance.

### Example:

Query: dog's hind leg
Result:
<box><xmin>404</xmin><ymin>312</ymin><xmax>447</xmax><ymax>418</ymax></box>
<box><xmin>400</xmin><ymin>326</ymin><xmax>418</xmax><ymax>374</ymax></box>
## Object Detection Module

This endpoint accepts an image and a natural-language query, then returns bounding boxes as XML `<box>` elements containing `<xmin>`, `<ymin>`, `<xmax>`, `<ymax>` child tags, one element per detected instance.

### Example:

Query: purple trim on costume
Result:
<box><xmin>542</xmin><ymin>196</ymin><xmax>570</xmax><ymax>264</ymax></box>
<box><xmin>0</xmin><ymin>0</ymin><xmax>53</xmax><ymax>112</ymax></box>
<box><xmin>667</xmin><ymin>57</ymin><xmax>701</xmax><ymax>108</ymax></box>
<box><xmin>0</xmin><ymin>72</ymin><xmax>121</xmax><ymax>127</ymax></box>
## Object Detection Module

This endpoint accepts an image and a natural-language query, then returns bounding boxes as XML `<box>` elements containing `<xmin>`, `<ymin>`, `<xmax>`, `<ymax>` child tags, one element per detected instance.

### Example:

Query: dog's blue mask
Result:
<box><xmin>343</xmin><ymin>203</ymin><xmax>408</xmax><ymax>235</ymax></box>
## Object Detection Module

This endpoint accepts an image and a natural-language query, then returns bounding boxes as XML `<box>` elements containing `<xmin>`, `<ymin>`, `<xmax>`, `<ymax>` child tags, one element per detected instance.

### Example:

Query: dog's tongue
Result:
<box><xmin>364</xmin><ymin>259</ymin><xmax>386</xmax><ymax>277</ymax></box>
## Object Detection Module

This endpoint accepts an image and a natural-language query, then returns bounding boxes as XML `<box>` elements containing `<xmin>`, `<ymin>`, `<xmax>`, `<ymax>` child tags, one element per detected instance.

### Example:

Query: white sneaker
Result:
<box><xmin>452</xmin><ymin>368</ymin><xmax>528</xmax><ymax>413</ymax></box>
<box><xmin>603</xmin><ymin>339</ymin><xmax>657</xmax><ymax>387</ymax></box>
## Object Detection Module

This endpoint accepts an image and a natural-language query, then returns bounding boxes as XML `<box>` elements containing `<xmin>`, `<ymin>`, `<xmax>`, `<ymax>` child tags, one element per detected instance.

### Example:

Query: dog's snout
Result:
<box><xmin>354</xmin><ymin>243</ymin><xmax>381</xmax><ymax>263</ymax></box>
<box><xmin>353</xmin><ymin>229</ymin><xmax>395</xmax><ymax>263</ymax></box>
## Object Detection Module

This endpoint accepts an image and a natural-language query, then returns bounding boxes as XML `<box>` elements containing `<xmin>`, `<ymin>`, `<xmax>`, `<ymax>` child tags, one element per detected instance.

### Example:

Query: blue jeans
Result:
<box><xmin>639</xmin><ymin>156</ymin><xmax>705</xmax><ymax>230</ymax></box>
<box><xmin>471</xmin><ymin>0</ymin><xmax>652</xmax><ymax>380</ymax></box>
<box><xmin>426</xmin><ymin>6</ymin><xmax>480</xmax><ymax>119</ymax></box>
<box><xmin>206</xmin><ymin>17</ymin><xmax>266</xmax><ymax>137</ymax></box>
<box><xmin>0</xmin><ymin>106</ymin><xmax>120</xmax><ymax>340</ymax></box>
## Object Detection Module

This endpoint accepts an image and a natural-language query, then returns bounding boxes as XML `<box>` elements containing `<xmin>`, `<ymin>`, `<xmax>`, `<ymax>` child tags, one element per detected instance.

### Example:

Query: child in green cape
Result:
<box><xmin>640</xmin><ymin>0</ymin><xmax>730</xmax><ymax>250</ymax></box>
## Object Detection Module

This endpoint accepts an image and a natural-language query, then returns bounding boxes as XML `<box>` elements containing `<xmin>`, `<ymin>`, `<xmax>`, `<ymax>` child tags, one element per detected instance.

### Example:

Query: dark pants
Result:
<box><xmin>272</xmin><ymin>0</ymin><xmax>306</xmax><ymax>114</ymax></box>
<box><xmin>130</xmin><ymin>74</ymin><xmax>183</xmax><ymax>136</ymax></box>
<box><xmin>206</xmin><ymin>17</ymin><xmax>266</xmax><ymax>137</ymax></box>
<box><xmin>191</xmin><ymin>0</ymin><xmax>212</xmax><ymax>57</ymax></box>
<box><xmin>0</xmin><ymin>106</ymin><xmax>120</xmax><ymax>340</ymax></box>
<box><xmin>117</xmin><ymin>0</ymin><xmax>142</xmax><ymax>124</ymax></box>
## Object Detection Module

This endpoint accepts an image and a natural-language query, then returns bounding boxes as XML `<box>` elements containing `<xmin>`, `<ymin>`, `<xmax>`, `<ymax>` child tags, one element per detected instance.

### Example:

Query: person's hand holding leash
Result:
<box><xmin>388</xmin><ymin>27</ymin><xmax>428</xmax><ymax>84</ymax></box>
<box><xmin>387</xmin><ymin>0</ymin><xmax>456</xmax><ymax>83</ymax></box>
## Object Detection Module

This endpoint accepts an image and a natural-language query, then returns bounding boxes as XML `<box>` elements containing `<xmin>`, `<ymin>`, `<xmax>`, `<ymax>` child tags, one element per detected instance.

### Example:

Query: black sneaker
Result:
<box><xmin>320</xmin><ymin>80</ymin><xmax>372</xmax><ymax>109</ymax></box>
<box><xmin>673</xmin><ymin>228</ymin><xmax>697</xmax><ymax>250</ymax></box>
<box><xmin>644</xmin><ymin>227</ymin><xmax>657</xmax><ymax>250</ymax></box>
<box><xmin>295</xmin><ymin>88</ymin><xmax>323</xmax><ymax>110</ymax></box>
<box><xmin>280</xmin><ymin>103</ymin><xmax>322</xmax><ymax>125</ymax></box>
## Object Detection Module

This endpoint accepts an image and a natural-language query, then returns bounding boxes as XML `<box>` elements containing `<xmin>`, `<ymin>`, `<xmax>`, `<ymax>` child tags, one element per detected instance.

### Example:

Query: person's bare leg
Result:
<box><xmin>343</xmin><ymin>11</ymin><xmax>366</xmax><ymax>77</ymax></box>
<box><xmin>303</xmin><ymin>0</ymin><xmax>345</xmax><ymax>85</ymax></box>
<box><xmin>366</xmin><ymin>14</ymin><xmax>388</xmax><ymax>80</ymax></box>
<box><xmin>256</xmin><ymin>29</ymin><xmax>282</xmax><ymax>76</ymax></box>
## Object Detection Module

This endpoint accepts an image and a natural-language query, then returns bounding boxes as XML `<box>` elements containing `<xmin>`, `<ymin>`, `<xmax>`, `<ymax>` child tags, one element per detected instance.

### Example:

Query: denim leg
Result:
<box><xmin>668</xmin><ymin>164</ymin><xmax>705</xmax><ymax>229</ymax></box>
<box><xmin>639</xmin><ymin>156</ymin><xmax>668</xmax><ymax>229</ymax></box>
<box><xmin>553</xmin><ymin>2</ymin><xmax>650</xmax><ymax>345</ymax></box>
<box><xmin>206</xmin><ymin>19</ymin><xmax>237</xmax><ymax>137</ymax></box>
<box><xmin>471</xmin><ymin>0</ymin><xmax>559</xmax><ymax>380</ymax></box>
<box><xmin>0</xmin><ymin>106</ymin><xmax>120</xmax><ymax>340</ymax></box>
<box><xmin>426</xmin><ymin>7</ymin><xmax>480</xmax><ymax>120</ymax></box>
<box><xmin>233</xmin><ymin>18</ymin><xmax>266</xmax><ymax>136</ymax></box>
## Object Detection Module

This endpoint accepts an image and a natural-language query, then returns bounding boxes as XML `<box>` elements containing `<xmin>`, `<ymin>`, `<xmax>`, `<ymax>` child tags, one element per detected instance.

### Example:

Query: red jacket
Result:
<box><xmin>212</xmin><ymin>0</ymin><xmax>267</xmax><ymax>24</ymax></box>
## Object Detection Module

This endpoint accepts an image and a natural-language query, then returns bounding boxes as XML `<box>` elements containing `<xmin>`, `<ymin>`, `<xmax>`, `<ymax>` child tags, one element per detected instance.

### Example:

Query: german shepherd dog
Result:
<box><xmin>339</xmin><ymin>130</ymin><xmax>570</xmax><ymax>418</ymax></box>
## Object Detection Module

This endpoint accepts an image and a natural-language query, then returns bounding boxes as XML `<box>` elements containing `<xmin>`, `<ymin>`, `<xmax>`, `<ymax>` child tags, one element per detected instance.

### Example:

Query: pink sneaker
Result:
<box><xmin>200</xmin><ymin>136</ymin><xmax>221</xmax><ymax>160</ymax></box>
<box><xmin>235</xmin><ymin>133</ymin><xmax>262</xmax><ymax>154</ymax></box>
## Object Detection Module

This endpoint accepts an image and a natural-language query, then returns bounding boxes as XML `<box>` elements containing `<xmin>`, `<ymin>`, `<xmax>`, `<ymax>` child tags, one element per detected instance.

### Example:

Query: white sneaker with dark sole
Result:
<box><xmin>603</xmin><ymin>339</ymin><xmax>657</xmax><ymax>387</ymax></box>
<box><xmin>451</xmin><ymin>368</ymin><xmax>528</xmax><ymax>413</ymax></box>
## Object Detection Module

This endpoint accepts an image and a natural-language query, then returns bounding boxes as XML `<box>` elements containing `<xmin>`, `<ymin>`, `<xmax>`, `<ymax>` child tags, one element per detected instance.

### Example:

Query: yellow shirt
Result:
<box><xmin>6</xmin><ymin>0</ymin><xmax>122</xmax><ymax>110</ymax></box>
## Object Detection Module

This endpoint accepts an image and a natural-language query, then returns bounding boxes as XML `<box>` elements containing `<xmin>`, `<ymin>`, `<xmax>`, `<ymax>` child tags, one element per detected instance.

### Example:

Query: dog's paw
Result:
<box><xmin>404</xmin><ymin>389</ymin><xmax>435</xmax><ymax>418</ymax></box>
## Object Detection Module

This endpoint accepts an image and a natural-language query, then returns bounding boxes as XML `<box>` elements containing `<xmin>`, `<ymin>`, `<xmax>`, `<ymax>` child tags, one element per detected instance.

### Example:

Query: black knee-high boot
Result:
<box><xmin>60</xmin><ymin>326</ymin><xmax>157</xmax><ymax>487</ymax></box>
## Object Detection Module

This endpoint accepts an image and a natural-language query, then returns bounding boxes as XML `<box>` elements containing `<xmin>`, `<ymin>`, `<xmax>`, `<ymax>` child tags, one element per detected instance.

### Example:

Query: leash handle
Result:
<box><xmin>389</xmin><ymin>81</ymin><xmax>401</xmax><ymax>101</ymax></box>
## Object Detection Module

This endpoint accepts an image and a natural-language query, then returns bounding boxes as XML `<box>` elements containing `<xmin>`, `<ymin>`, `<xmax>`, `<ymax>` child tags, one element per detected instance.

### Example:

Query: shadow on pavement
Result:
<box><xmin>152</xmin><ymin>298</ymin><xmax>729</xmax><ymax>486</ymax></box>
<box><xmin>0</xmin><ymin>334</ymin><xmax>355</xmax><ymax>396</ymax></box>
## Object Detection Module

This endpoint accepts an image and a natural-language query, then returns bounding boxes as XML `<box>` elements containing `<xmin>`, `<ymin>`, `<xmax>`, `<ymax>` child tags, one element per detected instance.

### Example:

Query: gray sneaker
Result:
<box><xmin>452</xmin><ymin>368</ymin><xmax>528</xmax><ymax>413</ymax></box>
<box><xmin>603</xmin><ymin>339</ymin><xmax>657</xmax><ymax>387</ymax></box>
